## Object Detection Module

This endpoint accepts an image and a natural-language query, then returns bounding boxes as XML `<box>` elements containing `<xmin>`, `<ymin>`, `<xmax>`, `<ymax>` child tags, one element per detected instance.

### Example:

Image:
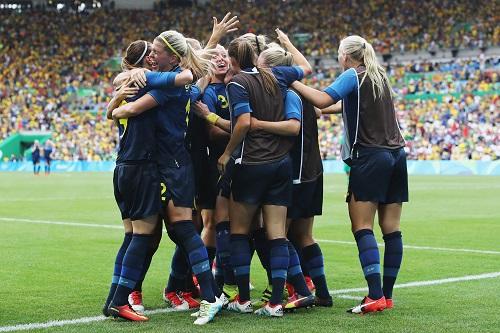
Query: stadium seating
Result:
<box><xmin>0</xmin><ymin>3</ymin><xmax>498</xmax><ymax>161</ymax></box>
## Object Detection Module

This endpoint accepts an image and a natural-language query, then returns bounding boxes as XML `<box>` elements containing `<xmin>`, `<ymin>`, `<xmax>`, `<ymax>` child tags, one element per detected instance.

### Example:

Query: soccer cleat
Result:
<box><xmin>128</xmin><ymin>291</ymin><xmax>145</xmax><ymax>314</ymax></box>
<box><xmin>102</xmin><ymin>304</ymin><xmax>111</xmax><ymax>317</ymax></box>
<box><xmin>227</xmin><ymin>296</ymin><xmax>253</xmax><ymax>313</ymax></box>
<box><xmin>180</xmin><ymin>291</ymin><xmax>200</xmax><ymax>309</ymax></box>
<box><xmin>217</xmin><ymin>293</ymin><xmax>229</xmax><ymax>308</ymax></box>
<box><xmin>385</xmin><ymin>298</ymin><xmax>393</xmax><ymax>309</ymax></box>
<box><xmin>193</xmin><ymin>300</ymin><xmax>222</xmax><ymax>325</ymax></box>
<box><xmin>314</xmin><ymin>295</ymin><xmax>333</xmax><ymax>307</ymax></box>
<box><xmin>254</xmin><ymin>302</ymin><xmax>283</xmax><ymax>317</ymax></box>
<box><xmin>305</xmin><ymin>276</ymin><xmax>316</xmax><ymax>293</ymax></box>
<box><xmin>107</xmin><ymin>303</ymin><xmax>149</xmax><ymax>321</ymax></box>
<box><xmin>223</xmin><ymin>284</ymin><xmax>239</xmax><ymax>302</ymax></box>
<box><xmin>347</xmin><ymin>296</ymin><xmax>387</xmax><ymax>314</ymax></box>
<box><xmin>163</xmin><ymin>289</ymin><xmax>189</xmax><ymax>310</ymax></box>
<box><xmin>284</xmin><ymin>294</ymin><xmax>315</xmax><ymax>311</ymax></box>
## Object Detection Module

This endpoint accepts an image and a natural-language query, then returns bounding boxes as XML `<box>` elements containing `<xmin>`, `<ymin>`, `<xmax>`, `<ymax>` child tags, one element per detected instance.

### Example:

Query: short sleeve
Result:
<box><xmin>201</xmin><ymin>87</ymin><xmax>218</xmax><ymax>113</ymax></box>
<box><xmin>147</xmin><ymin>89</ymin><xmax>168</xmax><ymax>106</ymax></box>
<box><xmin>324</xmin><ymin>68</ymin><xmax>358</xmax><ymax>101</ymax></box>
<box><xmin>145</xmin><ymin>72</ymin><xmax>177</xmax><ymax>89</ymax></box>
<box><xmin>284</xmin><ymin>90</ymin><xmax>302</xmax><ymax>121</ymax></box>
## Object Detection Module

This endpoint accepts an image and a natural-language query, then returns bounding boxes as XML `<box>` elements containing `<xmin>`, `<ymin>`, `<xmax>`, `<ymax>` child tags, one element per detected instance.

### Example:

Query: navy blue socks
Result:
<box><xmin>302</xmin><ymin>243</ymin><xmax>330</xmax><ymax>299</ymax></box>
<box><xmin>230</xmin><ymin>234</ymin><xmax>252</xmax><ymax>301</ymax></box>
<box><xmin>354</xmin><ymin>229</ymin><xmax>383</xmax><ymax>300</ymax></box>
<box><xmin>382</xmin><ymin>231</ymin><xmax>403</xmax><ymax>299</ymax></box>
<box><xmin>269</xmin><ymin>238</ymin><xmax>289</xmax><ymax>305</ymax></box>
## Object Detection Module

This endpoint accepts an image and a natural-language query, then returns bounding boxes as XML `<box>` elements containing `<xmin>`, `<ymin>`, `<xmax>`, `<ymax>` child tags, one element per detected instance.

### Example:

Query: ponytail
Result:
<box><xmin>340</xmin><ymin>35</ymin><xmax>392</xmax><ymax>99</ymax></box>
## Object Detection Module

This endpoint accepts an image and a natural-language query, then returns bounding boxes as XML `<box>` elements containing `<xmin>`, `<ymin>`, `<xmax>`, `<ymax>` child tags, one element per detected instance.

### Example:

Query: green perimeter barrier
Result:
<box><xmin>0</xmin><ymin>132</ymin><xmax>51</xmax><ymax>161</ymax></box>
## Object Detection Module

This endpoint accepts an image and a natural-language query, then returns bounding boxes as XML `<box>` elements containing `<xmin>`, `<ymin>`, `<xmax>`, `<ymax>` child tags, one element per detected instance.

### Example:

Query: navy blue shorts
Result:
<box><xmin>160</xmin><ymin>163</ymin><xmax>195</xmax><ymax>209</ymax></box>
<box><xmin>113</xmin><ymin>162</ymin><xmax>161</xmax><ymax>220</ymax></box>
<box><xmin>287</xmin><ymin>174</ymin><xmax>323</xmax><ymax>219</ymax></box>
<box><xmin>232</xmin><ymin>155</ymin><xmax>292</xmax><ymax>207</ymax></box>
<box><xmin>347</xmin><ymin>147</ymin><xmax>408</xmax><ymax>204</ymax></box>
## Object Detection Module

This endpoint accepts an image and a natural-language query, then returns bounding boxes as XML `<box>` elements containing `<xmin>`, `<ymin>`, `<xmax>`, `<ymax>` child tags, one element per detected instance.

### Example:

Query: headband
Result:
<box><xmin>159</xmin><ymin>35</ymin><xmax>182</xmax><ymax>59</ymax></box>
<box><xmin>255</xmin><ymin>36</ymin><xmax>261</xmax><ymax>55</ymax></box>
<box><xmin>133</xmin><ymin>41</ymin><xmax>148</xmax><ymax>66</ymax></box>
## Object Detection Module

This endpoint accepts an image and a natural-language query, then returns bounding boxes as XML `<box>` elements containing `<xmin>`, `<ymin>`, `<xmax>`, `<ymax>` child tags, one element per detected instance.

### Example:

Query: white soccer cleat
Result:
<box><xmin>128</xmin><ymin>291</ymin><xmax>145</xmax><ymax>314</ymax></box>
<box><xmin>254</xmin><ymin>302</ymin><xmax>283</xmax><ymax>317</ymax></box>
<box><xmin>227</xmin><ymin>297</ymin><xmax>253</xmax><ymax>314</ymax></box>
<box><xmin>193</xmin><ymin>300</ymin><xmax>222</xmax><ymax>325</ymax></box>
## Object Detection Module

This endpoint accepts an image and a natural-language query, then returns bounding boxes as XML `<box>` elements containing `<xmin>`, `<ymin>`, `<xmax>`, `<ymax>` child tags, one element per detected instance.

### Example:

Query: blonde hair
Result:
<box><xmin>240</xmin><ymin>33</ymin><xmax>268</xmax><ymax>56</ymax></box>
<box><xmin>339</xmin><ymin>35</ymin><xmax>392</xmax><ymax>99</ymax></box>
<box><xmin>259</xmin><ymin>45</ymin><xmax>293</xmax><ymax>67</ymax></box>
<box><xmin>227</xmin><ymin>37</ymin><xmax>279</xmax><ymax>96</ymax></box>
<box><xmin>155</xmin><ymin>30</ymin><xmax>213</xmax><ymax>79</ymax></box>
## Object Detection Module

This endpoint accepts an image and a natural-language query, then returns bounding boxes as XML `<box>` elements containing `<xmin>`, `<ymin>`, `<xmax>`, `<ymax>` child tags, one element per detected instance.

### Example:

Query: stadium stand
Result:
<box><xmin>0</xmin><ymin>1</ymin><xmax>498</xmax><ymax>161</ymax></box>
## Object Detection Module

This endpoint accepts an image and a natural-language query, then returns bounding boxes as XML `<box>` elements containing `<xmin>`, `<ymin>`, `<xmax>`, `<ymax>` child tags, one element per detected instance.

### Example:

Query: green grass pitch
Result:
<box><xmin>0</xmin><ymin>172</ymin><xmax>499</xmax><ymax>332</ymax></box>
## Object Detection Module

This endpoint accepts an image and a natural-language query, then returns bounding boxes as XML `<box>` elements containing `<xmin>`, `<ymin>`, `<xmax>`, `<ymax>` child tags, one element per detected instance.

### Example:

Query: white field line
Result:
<box><xmin>0</xmin><ymin>308</ymin><xmax>179</xmax><ymax>333</ymax></box>
<box><xmin>316</xmin><ymin>239</ymin><xmax>500</xmax><ymax>255</ymax></box>
<box><xmin>329</xmin><ymin>271</ymin><xmax>500</xmax><ymax>295</ymax></box>
<box><xmin>1</xmin><ymin>272</ymin><xmax>499</xmax><ymax>332</ymax></box>
<box><xmin>336</xmin><ymin>295</ymin><xmax>364</xmax><ymax>301</ymax></box>
<box><xmin>2</xmin><ymin>216</ymin><xmax>499</xmax><ymax>256</ymax></box>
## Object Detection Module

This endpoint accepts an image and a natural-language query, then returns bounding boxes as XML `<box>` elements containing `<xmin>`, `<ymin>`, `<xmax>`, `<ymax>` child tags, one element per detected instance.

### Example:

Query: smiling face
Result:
<box><xmin>150</xmin><ymin>39</ymin><xmax>178</xmax><ymax>72</ymax></box>
<box><xmin>211</xmin><ymin>45</ymin><xmax>229</xmax><ymax>77</ymax></box>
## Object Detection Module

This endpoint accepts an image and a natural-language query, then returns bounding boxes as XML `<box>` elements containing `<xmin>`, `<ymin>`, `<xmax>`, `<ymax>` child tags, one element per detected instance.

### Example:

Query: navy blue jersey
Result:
<box><xmin>116</xmin><ymin>71</ymin><xmax>177</xmax><ymax>164</ymax></box>
<box><xmin>32</xmin><ymin>146</ymin><xmax>40</xmax><ymax>161</ymax></box>
<box><xmin>202</xmin><ymin>82</ymin><xmax>230</xmax><ymax>159</ymax></box>
<box><xmin>149</xmin><ymin>66</ymin><xmax>200</xmax><ymax>167</ymax></box>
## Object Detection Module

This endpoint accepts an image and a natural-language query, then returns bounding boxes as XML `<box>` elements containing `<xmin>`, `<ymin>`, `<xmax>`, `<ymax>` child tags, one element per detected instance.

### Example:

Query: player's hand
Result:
<box><xmin>218</xmin><ymin>153</ymin><xmax>230</xmax><ymax>174</ymax></box>
<box><xmin>193</xmin><ymin>101</ymin><xmax>211</xmax><ymax>119</ymax></box>
<box><xmin>276</xmin><ymin>28</ymin><xmax>291</xmax><ymax>47</ymax></box>
<box><xmin>212</xmin><ymin>12</ymin><xmax>239</xmax><ymax>40</ymax></box>
<box><xmin>116</xmin><ymin>83</ymin><xmax>139</xmax><ymax>100</ymax></box>
<box><xmin>130</xmin><ymin>68</ymin><xmax>148</xmax><ymax>88</ymax></box>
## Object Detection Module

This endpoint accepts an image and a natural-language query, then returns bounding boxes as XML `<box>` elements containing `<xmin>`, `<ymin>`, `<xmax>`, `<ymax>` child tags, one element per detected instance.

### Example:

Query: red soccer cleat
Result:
<box><xmin>385</xmin><ymin>298</ymin><xmax>393</xmax><ymax>309</ymax></box>
<box><xmin>180</xmin><ymin>291</ymin><xmax>200</xmax><ymax>309</ymax></box>
<box><xmin>107</xmin><ymin>303</ymin><xmax>149</xmax><ymax>321</ymax></box>
<box><xmin>347</xmin><ymin>296</ymin><xmax>386</xmax><ymax>314</ymax></box>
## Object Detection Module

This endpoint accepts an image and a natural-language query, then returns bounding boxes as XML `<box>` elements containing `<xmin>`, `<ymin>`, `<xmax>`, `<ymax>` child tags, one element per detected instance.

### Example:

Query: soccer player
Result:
<box><xmin>103</xmin><ymin>39</ymin><xmax>192</xmax><ymax>321</ymax></box>
<box><xmin>219</xmin><ymin>35</ymin><xmax>307</xmax><ymax>317</ymax></box>
<box><xmin>112</xmin><ymin>30</ymin><xmax>224</xmax><ymax>326</ymax></box>
<box><xmin>31</xmin><ymin>140</ymin><xmax>41</xmax><ymax>175</ymax></box>
<box><xmin>42</xmin><ymin>139</ymin><xmax>55</xmax><ymax>175</ymax></box>
<box><xmin>292</xmin><ymin>35</ymin><xmax>408</xmax><ymax>314</ymax></box>
<box><xmin>192</xmin><ymin>44</ymin><xmax>238</xmax><ymax>300</ymax></box>
<box><xmin>252</xmin><ymin>31</ymin><xmax>329</xmax><ymax>311</ymax></box>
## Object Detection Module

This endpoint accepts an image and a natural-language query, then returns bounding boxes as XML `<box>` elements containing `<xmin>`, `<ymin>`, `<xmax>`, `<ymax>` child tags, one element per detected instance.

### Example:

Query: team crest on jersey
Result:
<box><xmin>218</xmin><ymin>95</ymin><xmax>228</xmax><ymax>108</ymax></box>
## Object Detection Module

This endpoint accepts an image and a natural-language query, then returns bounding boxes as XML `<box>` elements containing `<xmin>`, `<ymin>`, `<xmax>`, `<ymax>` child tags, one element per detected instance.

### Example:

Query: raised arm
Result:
<box><xmin>205</xmin><ymin>12</ymin><xmax>239</xmax><ymax>50</ymax></box>
<box><xmin>276</xmin><ymin>28</ymin><xmax>312</xmax><ymax>75</ymax></box>
<box><xmin>291</xmin><ymin>81</ymin><xmax>336</xmax><ymax>109</ymax></box>
<box><xmin>112</xmin><ymin>94</ymin><xmax>158</xmax><ymax>119</ymax></box>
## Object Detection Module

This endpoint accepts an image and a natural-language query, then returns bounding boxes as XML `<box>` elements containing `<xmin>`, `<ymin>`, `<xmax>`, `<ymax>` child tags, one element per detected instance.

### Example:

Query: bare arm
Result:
<box><xmin>218</xmin><ymin>113</ymin><xmax>250</xmax><ymax>173</ymax></box>
<box><xmin>208</xmin><ymin>123</ymin><xmax>231</xmax><ymax>142</ymax></box>
<box><xmin>112</xmin><ymin>94</ymin><xmax>158</xmax><ymax>119</ymax></box>
<box><xmin>320</xmin><ymin>100</ymin><xmax>342</xmax><ymax>115</ymax></box>
<box><xmin>193</xmin><ymin>101</ymin><xmax>231</xmax><ymax>133</ymax></box>
<box><xmin>291</xmin><ymin>81</ymin><xmax>336</xmax><ymax>109</ymax></box>
<box><xmin>205</xmin><ymin>12</ymin><xmax>239</xmax><ymax>49</ymax></box>
<box><xmin>276</xmin><ymin>28</ymin><xmax>312</xmax><ymax>75</ymax></box>
<box><xmin>250</xmin><ymin>118</ymin><xmax>300</xmax><ymax>136</ymax></box>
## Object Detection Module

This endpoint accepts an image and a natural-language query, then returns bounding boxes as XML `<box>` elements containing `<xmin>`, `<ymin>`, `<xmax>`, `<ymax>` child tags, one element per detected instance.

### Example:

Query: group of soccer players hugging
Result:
<box><xmin>102</xmin><ymin>12</ymin><xmax>408</xmax><ymax>325</ymax></box>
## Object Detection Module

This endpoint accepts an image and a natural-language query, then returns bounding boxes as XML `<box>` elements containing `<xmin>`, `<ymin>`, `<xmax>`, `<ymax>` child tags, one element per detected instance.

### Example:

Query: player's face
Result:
<box><xmin>211</xmin><ymin>47</ymin><xmax>229</xmax><ymax>76</ymax></box>
<box><xmin>151</xmin><ymin>40</ymin><xmax>177</xmax><ymax>71</ymax></box>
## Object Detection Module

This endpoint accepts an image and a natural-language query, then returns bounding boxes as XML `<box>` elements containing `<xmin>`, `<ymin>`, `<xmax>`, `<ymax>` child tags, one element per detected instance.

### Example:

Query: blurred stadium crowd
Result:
<box><xmin>0</xmin><ymin>0</ymin><xmax>498</xmax><ymax>161</ymax></box>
